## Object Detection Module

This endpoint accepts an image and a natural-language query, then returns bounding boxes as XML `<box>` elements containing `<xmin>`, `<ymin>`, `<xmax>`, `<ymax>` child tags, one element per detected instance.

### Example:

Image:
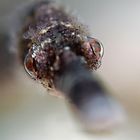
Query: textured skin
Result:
<box><xmin>18</xmin><ymin>1</ymin><xmax>103</xmax><ymax>90</ymax></box>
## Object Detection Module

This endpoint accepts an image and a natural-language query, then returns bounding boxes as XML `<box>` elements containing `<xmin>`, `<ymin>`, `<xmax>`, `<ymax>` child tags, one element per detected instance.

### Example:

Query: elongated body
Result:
<box><xmin>1</xmin><ymin>0</ymin><xmax>124</xmax><ymax>131</ymax></box>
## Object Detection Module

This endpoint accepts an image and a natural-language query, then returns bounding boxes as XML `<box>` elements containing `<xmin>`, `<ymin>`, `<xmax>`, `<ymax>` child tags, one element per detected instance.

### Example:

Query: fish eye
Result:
<box><xmin>24</xmin><ymin>52</ymin><xmax>37</xmax><ymax>80</ymax></box>
<box><xmin>87</xmin><ymin>37</ymin><xmax>104</xmax><ymax>60</ymax></box>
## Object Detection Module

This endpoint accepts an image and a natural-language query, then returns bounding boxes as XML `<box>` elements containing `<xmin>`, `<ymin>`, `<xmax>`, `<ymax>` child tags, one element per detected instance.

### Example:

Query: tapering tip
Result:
<box><xmin>74</xmin><ymin>95</ymin><xmax>125</xmax><ymax>131</ymax></box>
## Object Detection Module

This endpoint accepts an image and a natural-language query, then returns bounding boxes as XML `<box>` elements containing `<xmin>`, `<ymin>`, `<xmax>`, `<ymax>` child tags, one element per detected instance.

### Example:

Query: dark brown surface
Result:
<box><xmin>18</xmin><ymin>1</ymin><xmax>103</xmax><ymax>90</ymax></box>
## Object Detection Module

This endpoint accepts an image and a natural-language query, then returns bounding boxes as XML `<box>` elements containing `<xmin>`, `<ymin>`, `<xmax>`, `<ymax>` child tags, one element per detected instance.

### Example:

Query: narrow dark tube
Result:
<box><xmin>55</xmin><ymin>57</ymin><xmax>107</xmax><ymax>110</ymax></box>
<box><xmin>54</xmin><ymin>55</ymin><xmax>124</xmax><ymax>130</ymax></box>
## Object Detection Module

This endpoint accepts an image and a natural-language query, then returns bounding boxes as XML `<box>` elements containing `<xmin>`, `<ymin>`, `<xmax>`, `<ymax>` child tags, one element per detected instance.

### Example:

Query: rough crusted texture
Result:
<box><xmin>19</xmin><ymin>1</ymin><xmax>103</xmax><ymax>90</ymax></box>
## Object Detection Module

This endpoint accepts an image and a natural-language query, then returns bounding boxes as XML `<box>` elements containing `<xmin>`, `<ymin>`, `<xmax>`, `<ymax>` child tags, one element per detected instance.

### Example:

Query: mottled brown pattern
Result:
<box><xmin>19</xmin><ymin>1</ymin><xmax>103</xmax><ymax>90</ymax></box>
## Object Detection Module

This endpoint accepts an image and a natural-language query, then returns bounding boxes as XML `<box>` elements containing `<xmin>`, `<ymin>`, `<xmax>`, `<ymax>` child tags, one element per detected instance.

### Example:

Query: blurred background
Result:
<box><xmin>0</xmin><ymin>0</ymin><xmax>140</xmax><ymax>140</ymax></box>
